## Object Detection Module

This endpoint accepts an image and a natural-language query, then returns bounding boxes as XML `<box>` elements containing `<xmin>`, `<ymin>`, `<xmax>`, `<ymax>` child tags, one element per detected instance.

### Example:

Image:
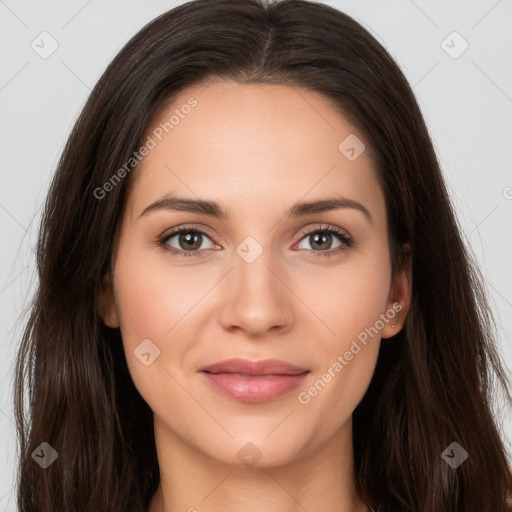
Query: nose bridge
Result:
<box><xmin>235</xmin><ymin>234</ymin><xmax>282</xmax><ymax>303</ymax></box>
<box><xmin>236</xmin><ymin>236</ymin><xmax>276</xmax><ymax>292</ymax></box>
<box><xmin>219</xmin><ymin>234</ymin><xmax>292</xmax><ymax>335</ymax></box>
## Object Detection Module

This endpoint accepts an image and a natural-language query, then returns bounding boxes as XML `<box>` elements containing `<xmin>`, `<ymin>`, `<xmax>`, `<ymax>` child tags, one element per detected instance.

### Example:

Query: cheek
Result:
<box><xmin>293</xmin><ymin>247</ymin><xmax>391</xmax><ymax>418</ymax></box>
<box><xmin>113</xmin><ymin>244</ymin><xmax>210</xmax><ymax>343</ymax></box>
<box><xmin>111</xmin><ymin>246</ymin><xmax>178</xmax><ymax>392</ymax></box>
<box><xmin>305</xmin><ymin>248</ymin><xmax>392</xmax><ymax>345</ymax></box>
<box><xmin>111</xmin><ymin>245</ymin><xmax>219</xmax><ymax>393</ymax></box>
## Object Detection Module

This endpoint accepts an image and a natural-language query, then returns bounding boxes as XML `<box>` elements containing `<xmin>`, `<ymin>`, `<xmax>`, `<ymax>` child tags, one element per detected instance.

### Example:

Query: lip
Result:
<box><xmin>199</xmin><ymin>358</ymin><xmax>310</xmax><ymax>403</ymax></box>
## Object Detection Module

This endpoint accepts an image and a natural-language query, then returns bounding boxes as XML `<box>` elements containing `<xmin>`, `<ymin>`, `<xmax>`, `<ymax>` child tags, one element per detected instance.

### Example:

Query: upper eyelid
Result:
<box><xmin>160</xmin><ymin>223</ymin><xmax>351</xmax><ymax>246</ymax></box>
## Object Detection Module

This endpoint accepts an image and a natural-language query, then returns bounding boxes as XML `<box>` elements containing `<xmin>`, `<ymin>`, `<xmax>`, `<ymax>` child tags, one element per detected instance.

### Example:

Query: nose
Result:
<box><xmin>218</xmin><ymin>247</ymin><xmax>294</xmax><ymax>337</ymax></box>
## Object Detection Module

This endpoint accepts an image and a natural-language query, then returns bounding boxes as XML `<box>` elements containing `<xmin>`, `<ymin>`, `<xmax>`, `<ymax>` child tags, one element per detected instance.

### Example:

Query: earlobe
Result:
<box><xmin>97</xmin><ymin>271</ymin><xmax>120</xmax><ymax>328</ymax></box>
<box><xmin>381</xmin><ymin>300</ymin><xmax>404</xmax><ymax>339</ymax></box>
<box><xmin>382</xmin><ymin>243</ymin><xmax>412</xmax><ymax>339</ymax></box>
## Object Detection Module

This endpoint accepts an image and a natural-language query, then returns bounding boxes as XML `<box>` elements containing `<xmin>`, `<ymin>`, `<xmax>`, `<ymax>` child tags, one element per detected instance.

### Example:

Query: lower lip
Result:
<box><xmin>200</xmin><ymin>371</ymin><xmax>309</xmax><ymax>403</ymax></box>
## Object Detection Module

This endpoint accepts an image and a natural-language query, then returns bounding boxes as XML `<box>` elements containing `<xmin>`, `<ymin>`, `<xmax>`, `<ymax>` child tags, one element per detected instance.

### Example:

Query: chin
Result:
<box><xmin>198</xmin><ymin>432</ymin><xmax>310</xmax><ymax>470</ymax></box>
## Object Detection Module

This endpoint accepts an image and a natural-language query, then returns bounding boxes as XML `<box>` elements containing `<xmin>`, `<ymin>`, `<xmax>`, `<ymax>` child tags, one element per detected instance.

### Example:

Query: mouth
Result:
<box><xmin>199</xmin><ymin>358</ymin><xmax>310</xmax><ymax>403</ymax></box>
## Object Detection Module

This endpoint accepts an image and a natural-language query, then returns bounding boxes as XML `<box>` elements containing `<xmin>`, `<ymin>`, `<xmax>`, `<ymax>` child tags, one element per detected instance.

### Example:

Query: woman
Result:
<box><xmin>14</xmin><ymin>0</ymin><xmax>512</xmax><ymax>511</ymax></box>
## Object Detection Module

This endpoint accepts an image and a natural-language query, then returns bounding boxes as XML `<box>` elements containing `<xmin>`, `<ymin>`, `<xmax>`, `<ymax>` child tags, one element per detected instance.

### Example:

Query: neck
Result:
<box><xmin>148</xmin><ymin>415</ymin><xmax>369</xmax><ymax>512</ymax></box>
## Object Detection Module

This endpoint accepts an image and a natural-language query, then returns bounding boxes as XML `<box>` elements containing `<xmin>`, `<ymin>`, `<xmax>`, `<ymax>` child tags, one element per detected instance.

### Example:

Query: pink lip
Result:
<box><xmin>199</xmin><ymin>358</ymin><xmax>310</xmax><ymax>403</ymax></box>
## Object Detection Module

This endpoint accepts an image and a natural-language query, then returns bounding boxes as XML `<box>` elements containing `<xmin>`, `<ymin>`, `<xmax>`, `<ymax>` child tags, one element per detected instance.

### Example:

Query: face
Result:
<box><xmin>100</xmin><ymin>79</ymin><xmax>410</xmax><ymax>468</ymax></box>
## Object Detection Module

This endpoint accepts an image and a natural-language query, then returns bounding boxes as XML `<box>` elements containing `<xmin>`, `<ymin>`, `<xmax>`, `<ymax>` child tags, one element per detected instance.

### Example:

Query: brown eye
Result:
<box><xmin>295</xmin><ymin>226</ymin><xmax>353</xmax><ymax>257</ymax></box>
<box><xmin>159</xmin><ymin>228</ymin><xmax>216</xmax><ymax>257</ymax></box>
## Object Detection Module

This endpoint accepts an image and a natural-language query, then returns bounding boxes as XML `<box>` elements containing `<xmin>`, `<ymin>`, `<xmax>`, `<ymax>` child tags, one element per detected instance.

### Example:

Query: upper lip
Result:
<box><xmin>199</xmin><ymin>358</ymin><xmax>309</xmax><ymax>376</ymax></box>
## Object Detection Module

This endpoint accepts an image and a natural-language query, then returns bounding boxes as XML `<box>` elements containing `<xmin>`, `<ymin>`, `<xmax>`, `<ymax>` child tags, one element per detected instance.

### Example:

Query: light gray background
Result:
<box><xmin>1</xmin><ymin>0</ymin><xmax>511</xmax><ymax>509</ymax></box>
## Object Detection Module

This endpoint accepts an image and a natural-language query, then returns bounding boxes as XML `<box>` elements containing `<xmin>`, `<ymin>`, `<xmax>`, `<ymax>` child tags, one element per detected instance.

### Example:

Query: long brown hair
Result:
<box><xmin>14</xmin><ymin>0</ymin><xmax>512</xmax><ymax>510</ymax></box>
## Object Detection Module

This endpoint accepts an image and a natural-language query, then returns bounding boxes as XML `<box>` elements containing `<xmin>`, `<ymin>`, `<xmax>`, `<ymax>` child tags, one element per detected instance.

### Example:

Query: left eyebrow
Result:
<box><xmin>138</xmin><ymin>194</ymin><xmax>373</xmax><ymax>225</ymax></box>
<box><xmin>286</xmin><ymin>196</ymin><xmax>373</xmax><ymax>225</ymax></box>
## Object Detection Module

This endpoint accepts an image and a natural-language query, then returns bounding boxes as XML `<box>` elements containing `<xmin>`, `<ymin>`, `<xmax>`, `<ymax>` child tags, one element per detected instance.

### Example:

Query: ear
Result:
<box><xmin>97</xmin><ymin>271</ymin><xmax>120</xmax><ymax>328</ymax></box>
<box><xmin>381</xmin><ymin>243</ymin><xmax>412</xmax><ymax>339</ymax></box>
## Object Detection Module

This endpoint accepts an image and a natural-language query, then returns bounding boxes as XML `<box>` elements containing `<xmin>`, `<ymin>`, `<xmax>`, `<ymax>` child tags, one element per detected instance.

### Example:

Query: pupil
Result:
<box><xmin>313</xmin><ymin>233</ymin><xmax>330</xmax><ymax>250</ymax></box>
<box><xmin>181</xmin><ymin>232</ymin><xmax>200</xmax><ymax>249</ymax></box>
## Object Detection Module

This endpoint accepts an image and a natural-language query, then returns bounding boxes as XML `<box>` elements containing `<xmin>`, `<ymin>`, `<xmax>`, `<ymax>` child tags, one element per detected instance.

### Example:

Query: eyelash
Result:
<box><xmin>156</xmin><ymin>223</ymin><xmax>353</xmax><ymax>259</ymax></box>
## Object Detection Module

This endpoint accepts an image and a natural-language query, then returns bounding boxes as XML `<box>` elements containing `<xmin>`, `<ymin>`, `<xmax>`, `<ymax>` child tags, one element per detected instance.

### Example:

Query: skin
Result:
<box><xmin>99</xmin><ymin>78</ymin><xmax>411</xmax><ymax>512</ymax></box>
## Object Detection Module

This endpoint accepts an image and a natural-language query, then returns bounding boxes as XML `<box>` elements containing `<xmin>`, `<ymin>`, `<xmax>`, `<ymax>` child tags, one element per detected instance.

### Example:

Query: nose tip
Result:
<box><xmin>218</xmin><ymin>252</ymin><xmax>292</xmax><ymax>336</ymax></box>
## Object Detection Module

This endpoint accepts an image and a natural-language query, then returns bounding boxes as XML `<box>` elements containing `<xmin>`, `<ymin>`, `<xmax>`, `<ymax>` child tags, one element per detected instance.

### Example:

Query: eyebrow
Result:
<box><xmin>138</xmin><ymin>194</ymin><xmax>373</xmax><ymax>225</ymax></box>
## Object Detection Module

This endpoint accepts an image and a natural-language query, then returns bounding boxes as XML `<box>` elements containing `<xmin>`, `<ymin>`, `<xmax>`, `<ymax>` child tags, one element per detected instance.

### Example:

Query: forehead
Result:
<box><xmin>124</xmin><ymin>80</ymin><xmax>385</xmax><ymax>225</ymax></box>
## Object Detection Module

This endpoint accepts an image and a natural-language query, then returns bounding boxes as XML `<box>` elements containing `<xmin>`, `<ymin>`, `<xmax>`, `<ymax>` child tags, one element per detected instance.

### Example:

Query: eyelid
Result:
<box><xmin>157</xmin><ymin>224</ymin><xmax>219</xmax><ymax>254</ymax></box>
<box><xmin>157</xmin><ymin>222</ymin><xmax>353</xmax><ymax>257</ymax></box>
<box><xmin>292</xmin><ymin>224</ymin><xmax>353</xmax><ymax>257</ymax></box>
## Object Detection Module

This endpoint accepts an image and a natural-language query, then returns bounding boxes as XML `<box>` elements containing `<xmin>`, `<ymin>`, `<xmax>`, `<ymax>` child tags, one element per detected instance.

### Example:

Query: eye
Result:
<box><xmin>157</xmin><ymin>223</ymin><xmax>353</xmax><ymax>258</ymax></box>
<box><xmin>294</xmin><ymin>224</ymin><xmax>353</xmax><ymax>258</ymax></box>
<box><xmin>158</xmin><ymin>226</ymin><xmax>218</xmax><ymax>257</ymax></box>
